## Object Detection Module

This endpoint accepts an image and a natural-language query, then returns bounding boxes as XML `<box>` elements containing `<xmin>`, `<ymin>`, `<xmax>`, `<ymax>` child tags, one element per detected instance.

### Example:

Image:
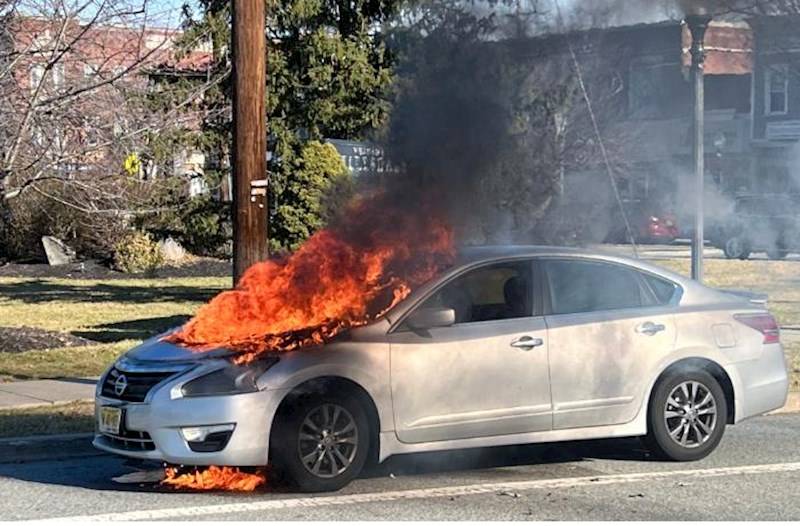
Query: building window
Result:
<box><xmin>29</xmin><ymin>64</ymin><xmax>45</xmax><ymax>92</ymax></box>
<box><xmin>765</xmin><ymin>64</ymin><xmax>789</xmax><ymax>115</ymax></box>
<box><xmin>188</xmin><ymin>173</ymin><xmax>209</xmax><ymax>197</ymax></box>
<box><xmin>52</xmin><ymin>63</ymin><xmax>64</xmax><ymax>88</ymax></box>
<box><xmin>628</xmin><ymin>62</ymin><xmax>687</xmax><ymax>118</ymax></box>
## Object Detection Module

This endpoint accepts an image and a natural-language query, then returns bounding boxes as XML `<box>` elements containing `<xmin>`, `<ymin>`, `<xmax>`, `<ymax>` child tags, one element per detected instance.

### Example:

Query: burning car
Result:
<box><xmin>94</xmin><ymin>246</ymin><xmax>788</xmax><ymax>492</ymax></box>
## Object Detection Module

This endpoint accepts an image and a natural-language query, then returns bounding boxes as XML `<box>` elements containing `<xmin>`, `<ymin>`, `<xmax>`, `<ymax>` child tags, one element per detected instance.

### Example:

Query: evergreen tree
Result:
<box><xmin>161</xmin><ymin>0</ymin><xmax>398</xmax><ymax>253</ymax></box>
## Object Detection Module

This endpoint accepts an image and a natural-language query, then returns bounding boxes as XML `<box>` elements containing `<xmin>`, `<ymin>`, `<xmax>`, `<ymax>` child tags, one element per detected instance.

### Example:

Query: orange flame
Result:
<box><xmin>162</xmin><ymin>466</ymin><xmax>267</xmax><ymax>492</ymax></box>
<box><xmin>167</xmin><ymin>196</ymin><xmax>455</xmax><ymax>357</ymax></box>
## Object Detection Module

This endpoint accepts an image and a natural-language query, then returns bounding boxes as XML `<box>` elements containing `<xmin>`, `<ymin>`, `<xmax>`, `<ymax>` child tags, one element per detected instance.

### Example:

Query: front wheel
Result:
<box><xmin>270</xmin><ymin>393</ymin><xmax>370</xmax><ymax>492</ymax></box>
<box><xmin>645</xmin><ymin>370</ymin><xmax>727</xmax><ymax>462</ymax></box>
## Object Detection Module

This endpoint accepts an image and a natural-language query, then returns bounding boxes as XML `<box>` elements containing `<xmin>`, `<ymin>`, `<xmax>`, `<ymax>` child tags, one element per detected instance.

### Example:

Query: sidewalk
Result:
<box><xmin>0</xmin><ymin>378</ymin><xmax>96</xmax><ymax>409</ymax></box>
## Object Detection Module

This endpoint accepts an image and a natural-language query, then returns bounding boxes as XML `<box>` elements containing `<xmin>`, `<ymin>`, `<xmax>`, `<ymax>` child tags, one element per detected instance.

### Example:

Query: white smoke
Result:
<box><xmin>557</xmin><ymin>0</ymin><xmax>683</xmax><ymax>29</ymax></box>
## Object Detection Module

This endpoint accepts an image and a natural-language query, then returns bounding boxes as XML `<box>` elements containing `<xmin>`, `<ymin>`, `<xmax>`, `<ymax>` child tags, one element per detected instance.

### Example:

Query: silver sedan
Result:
<box><xmin>93</xmin><ymin>246</ymin><xmax>789</xmax><ymax>492</ymax></box>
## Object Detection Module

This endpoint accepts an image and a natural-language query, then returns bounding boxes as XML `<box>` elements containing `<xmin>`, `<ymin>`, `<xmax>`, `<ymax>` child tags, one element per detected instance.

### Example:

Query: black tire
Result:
<box><xmin>767</xmin><ymin>249</ymin><xmax>788</xmax><ymax>261</ymax></box>
<box><xmin>270</xmin><ymin>392</ymin><xmax>370</xmax><ymax>492</ymax></box>
<box><xmin>645</xmin><ymin>369</ymin><xmax>727</xmax><ymax>462</ymax></box>
<box><xmin>723</xmin><ymin>237</ymin><xmax>750</xmax><ymax>260</ymax></box>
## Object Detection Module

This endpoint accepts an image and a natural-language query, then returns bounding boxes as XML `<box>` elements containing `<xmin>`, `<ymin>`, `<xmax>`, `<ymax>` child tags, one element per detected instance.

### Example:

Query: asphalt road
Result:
<box><xmin>1</xmin><ymin>414</ymin><xmax>800</xmax><ymax>521</ymax></box>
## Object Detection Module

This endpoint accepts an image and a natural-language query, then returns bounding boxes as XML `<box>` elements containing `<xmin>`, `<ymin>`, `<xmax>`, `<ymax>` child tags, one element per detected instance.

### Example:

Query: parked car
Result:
<box><xmin>605</xmin><ymin>201</ymin><xmax>680</xmax><ymax>244</ymax></box>
<box><xmin>713</xmin><ymin>194</ymin><xmax>800</xmax><ymax>260</ymax></box>
<box><xmin>94</xmin><ymin>246</ymin><xmax>788</xmax><ymax>492</ymax></box>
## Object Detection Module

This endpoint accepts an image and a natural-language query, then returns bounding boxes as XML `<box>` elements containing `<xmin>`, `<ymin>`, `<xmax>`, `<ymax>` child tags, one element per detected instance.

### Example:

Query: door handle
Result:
<box><xmin>636</xmin><ymin>321</ymin><xmax>666</xmax><ymax>336</ymax></box>
<box><xmin>510</xmin><ymin>336</ymin><xmax>544</xmax><ymax>350</ymax></box>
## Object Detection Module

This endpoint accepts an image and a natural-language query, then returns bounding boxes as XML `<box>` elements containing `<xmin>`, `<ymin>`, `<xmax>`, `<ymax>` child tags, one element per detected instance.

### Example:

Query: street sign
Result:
<box><xmin>326</xmin><ymin>139</ymin><xmax>398</xmax><ymax>178</ymax></box>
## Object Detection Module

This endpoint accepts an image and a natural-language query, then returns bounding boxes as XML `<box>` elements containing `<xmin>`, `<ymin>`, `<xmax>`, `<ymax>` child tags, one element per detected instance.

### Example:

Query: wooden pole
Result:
<box><xmin>232</xmin><ymin>0</ymin><xmax>269</xmax><ymax>284</ymax></box>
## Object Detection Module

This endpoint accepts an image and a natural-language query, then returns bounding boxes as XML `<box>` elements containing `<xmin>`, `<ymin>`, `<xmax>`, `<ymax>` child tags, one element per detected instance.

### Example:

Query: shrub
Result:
<box><xmin>112</xmin><ymin>231</ymin><xmax>164</xmax><ymax>273</ymax></box>
<box><xmin>179</xmin><ymin>198</ymin><xmax>233</xmax><ymax>258</ymax></box>
<box><xmin>0</xmin><ymin>187</ymin><xmax>129</xmax><ymax>262</ymax></box>
<box><xmin>139</xmin><ymin>195</ymin><xmax>233</xmax><ymax>259</ymax></box>
<box><xmin>270</xmin><ymin>141</ymin><xmax>353</xmax><ymax>252</ymax></box>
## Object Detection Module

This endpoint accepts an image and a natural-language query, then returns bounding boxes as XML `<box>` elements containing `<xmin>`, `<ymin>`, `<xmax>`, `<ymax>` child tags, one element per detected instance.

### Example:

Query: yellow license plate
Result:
<box><xmin>99</xmin><ymin>406</ymin><xmax>122</xmax><ymax>435</ymax></box>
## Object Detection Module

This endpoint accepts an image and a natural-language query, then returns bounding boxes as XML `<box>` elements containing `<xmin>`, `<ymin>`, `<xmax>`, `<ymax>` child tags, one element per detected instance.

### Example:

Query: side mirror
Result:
<box><xmin>405</xmin><ymin>307</ymin><xmax>456</xmax><ymax>330</ymax></box>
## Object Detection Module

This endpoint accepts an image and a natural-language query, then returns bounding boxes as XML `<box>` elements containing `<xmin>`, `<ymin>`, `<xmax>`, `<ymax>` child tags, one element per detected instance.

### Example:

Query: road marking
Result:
<box><xmin>43</xmin><ymin>461</ymin><xmax>800</xmax><ymax>521</ymax></box>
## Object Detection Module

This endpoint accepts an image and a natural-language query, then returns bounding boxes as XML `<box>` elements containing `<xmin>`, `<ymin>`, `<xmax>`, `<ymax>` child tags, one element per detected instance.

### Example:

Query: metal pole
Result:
<box><xmin>687</xmin><ymin>15</ymin><xmax>711</xmax><ymax>282</ymax></box>
<box><xmin>231</xmin><ymin>0</ymin><xmax>269</xmax><ymax>284</ymax></box>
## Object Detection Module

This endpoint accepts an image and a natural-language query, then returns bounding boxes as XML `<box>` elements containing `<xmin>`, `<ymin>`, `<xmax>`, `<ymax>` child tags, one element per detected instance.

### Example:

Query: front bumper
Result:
<box><xmin>93</xmin><ymin>386</ymin><xmax>290</xmax><ymax>466</ymax></box>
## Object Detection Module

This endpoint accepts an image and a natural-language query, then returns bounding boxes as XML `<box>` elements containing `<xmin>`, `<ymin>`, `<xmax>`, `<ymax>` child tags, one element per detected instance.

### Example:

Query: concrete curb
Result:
<box><xmin>0</xmin><ymin>398</ymin><xmax>94</xmax><ymax>411</ymax></box>
<box><xmin>0</xmin><ymin>432</ymin><xmax>92</xmax><ymax>445</ymax></box>
<box><xmin>0</xmin><ymin>433</ymin><xmax>99</xmax><ymax>464</ymax></box>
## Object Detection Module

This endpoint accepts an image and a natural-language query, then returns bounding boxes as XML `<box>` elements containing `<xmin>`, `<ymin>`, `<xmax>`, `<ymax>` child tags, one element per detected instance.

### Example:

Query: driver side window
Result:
<box><xmin>420</xmin><ymin>261</ymin><xmax>532</xmax><ymax>324</ymax></box>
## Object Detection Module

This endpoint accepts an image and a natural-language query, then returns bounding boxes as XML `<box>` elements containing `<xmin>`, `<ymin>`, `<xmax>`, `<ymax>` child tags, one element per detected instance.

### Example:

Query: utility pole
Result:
<box><xmin>687</xmin><ymin>13</ymin><xmax>712</xmax><ymax>282</ymax></box>
<box><xmin>232</xmin><ymin>0</ymin><xmax>269</xmax><ymax>284</ymax></box>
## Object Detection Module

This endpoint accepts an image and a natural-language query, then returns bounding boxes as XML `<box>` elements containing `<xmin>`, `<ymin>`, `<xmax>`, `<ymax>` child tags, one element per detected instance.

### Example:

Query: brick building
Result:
<box><xmin>0</xmin><ymin>15</ymin><xmax>211</xmax><ymax>197</ymax></box>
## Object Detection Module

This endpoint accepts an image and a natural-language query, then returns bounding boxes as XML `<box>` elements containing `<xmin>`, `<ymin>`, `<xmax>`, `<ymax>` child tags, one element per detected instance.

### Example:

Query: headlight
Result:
<box><xmin>180</xmin><ymin>357</ymin><xmax>278</xmax><ymax>398</ymax></box>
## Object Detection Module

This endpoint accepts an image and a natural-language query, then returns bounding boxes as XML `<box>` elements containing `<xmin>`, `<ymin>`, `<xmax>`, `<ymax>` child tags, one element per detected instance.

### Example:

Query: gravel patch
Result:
<box><xmin>0</xmin><ymin>327</ymin><xmax>99</xmax><ymax>353</ymax></box>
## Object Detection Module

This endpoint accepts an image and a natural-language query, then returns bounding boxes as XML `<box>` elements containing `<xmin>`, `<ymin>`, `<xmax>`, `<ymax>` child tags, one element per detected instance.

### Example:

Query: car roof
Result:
<box><xmin>458</xmin><ymin>245</ymin><xmax>623</xmax><ymax>264</ymax></box>
<box><xmin>455</xmin><ymin>244</ymin><xmax>695</xmax><ymax>284</ymax></box>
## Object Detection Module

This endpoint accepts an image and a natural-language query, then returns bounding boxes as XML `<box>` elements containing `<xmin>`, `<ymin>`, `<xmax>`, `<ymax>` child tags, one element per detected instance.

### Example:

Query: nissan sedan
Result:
<box><xmin>94</xmin><ymin>246</ymin><xmax>789</xmax><ymax>492</ymax></box>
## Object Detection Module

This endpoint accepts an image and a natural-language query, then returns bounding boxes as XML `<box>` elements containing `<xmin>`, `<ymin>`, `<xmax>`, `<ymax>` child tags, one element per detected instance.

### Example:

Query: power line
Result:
<box><xmin>552</xmin><ymin>0</ymin><xmax>639</xmax><ymax>258</ymax></box>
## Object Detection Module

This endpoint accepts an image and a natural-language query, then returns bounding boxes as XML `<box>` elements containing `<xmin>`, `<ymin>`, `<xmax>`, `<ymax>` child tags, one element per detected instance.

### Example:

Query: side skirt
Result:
<box><xmin>377</xmin><ymin>415</ymin><xmax>648</xmax><ymax>463</ymax></box>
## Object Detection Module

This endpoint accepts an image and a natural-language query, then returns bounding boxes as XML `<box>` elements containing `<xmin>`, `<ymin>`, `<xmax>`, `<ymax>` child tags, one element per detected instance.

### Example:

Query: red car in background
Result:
<box><xmin>605</xmin><ymin>201</ymin><xmax>680</xmax><ymax>245</ymax></box>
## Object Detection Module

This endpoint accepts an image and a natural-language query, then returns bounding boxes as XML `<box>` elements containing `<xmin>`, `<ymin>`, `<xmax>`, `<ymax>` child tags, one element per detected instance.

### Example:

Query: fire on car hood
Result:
<box><xmin>124</xmin><ymin>330</ymin><xmax>237</xmax><ymax>363</ymax></box>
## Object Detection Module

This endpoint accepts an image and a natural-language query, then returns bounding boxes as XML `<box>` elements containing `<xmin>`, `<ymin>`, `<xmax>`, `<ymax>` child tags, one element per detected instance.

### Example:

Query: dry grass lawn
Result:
<box><xmin>787</xmin><ymin>342</ymin><xmax>800</xmax><ymax>392</ymax></box>
<box><xmin>0</xmin><ymin>276</ymin><xmax>227</xmax><ymax>380</ymax></box>
<box><xmin>649</xmin><ymin>258</ymin><xmax>800</xmax><ymax>328</ymax></box>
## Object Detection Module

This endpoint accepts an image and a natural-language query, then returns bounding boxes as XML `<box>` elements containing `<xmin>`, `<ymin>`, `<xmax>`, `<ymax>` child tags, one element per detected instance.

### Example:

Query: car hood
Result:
<box><xmin>124</xmin><ymin>331</ymin><xmax>235</xmax><ymax>363</ymax></box>
<box><xmin>123</xmin><ymin>321</ymin><xmax>386</xmax><ymax>365</ymax></box>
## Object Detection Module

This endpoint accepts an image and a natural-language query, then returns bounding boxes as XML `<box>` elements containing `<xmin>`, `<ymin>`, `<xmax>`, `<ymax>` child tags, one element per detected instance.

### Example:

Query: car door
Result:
<box><xmin>542</xmin><ymin>258</ymin><xmax>678</xmax><ymax>430</ymax></box>
<box><xmin>388</xmin><ymin>260</ymin><xmax>552</xmax><ymax>444</ymax></box>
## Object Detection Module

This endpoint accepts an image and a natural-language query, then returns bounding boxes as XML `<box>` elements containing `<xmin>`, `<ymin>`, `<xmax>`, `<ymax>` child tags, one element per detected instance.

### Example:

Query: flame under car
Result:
<box><xmin>94</xmin><ymin>246</ymin><xmax>789</xmax><ymax>492</ymax></box>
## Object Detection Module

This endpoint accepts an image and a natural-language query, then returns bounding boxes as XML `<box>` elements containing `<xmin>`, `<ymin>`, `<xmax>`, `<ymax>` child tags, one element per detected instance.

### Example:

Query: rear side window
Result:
<box><xmin>544</xmin><ymin>260</ymin><xmax>646</xmax><ymax>315</ymax></box>
<box><xmin>642</xmin><ymin>274</ymin><xmax>678</xmax><ymax>305</ymax></box>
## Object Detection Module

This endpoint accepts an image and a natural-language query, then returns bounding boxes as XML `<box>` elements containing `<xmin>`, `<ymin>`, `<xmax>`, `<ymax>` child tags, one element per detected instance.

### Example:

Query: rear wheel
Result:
<box><xmin>767</xmin><ymin>249</ymin><xmax>788</xmax><ymax>260</ymax></box>
<box><xmin>645</xmin><ymin>370</ymin><xmax>727</xmax><ymax>462</ymax></box>
<box><xmin>723</xmin><ymin>237</ymin><xmax>750</xmax><ymax>260</ymax></box>
<box><xmin>271</xmin><ymin>393</ymin><xmax>370</xmax><ymax>492</ymax></box>
<box><xmin>767</xmin><ymin>241</ymin><xmax>789</xmax><ymax>260</ymax></box>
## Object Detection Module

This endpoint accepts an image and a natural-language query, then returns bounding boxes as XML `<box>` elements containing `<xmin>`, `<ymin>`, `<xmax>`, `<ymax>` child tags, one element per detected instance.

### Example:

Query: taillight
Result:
<box><xmin>734</xmin><ymin>313</ymin><xmax>780</xmax><ymax>344</ymax></box>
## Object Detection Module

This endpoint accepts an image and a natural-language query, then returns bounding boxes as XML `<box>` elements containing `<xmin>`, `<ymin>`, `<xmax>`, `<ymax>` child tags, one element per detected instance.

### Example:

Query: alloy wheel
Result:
<box><xmin>298</xmin><ymin>403</ymin><xmax>359</xmax><ymax>478</ymax></box>
<box><xmin>664</xmin><ymin>381</ymin><xmax>718</xmax><ymax>449</ymax></box>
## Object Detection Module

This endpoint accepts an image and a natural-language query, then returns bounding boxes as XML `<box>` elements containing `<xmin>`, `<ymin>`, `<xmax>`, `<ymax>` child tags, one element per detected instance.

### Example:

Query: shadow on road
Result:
<box><xmin>366</xmin><ymin>438</ymin><xmax>650</xmax><ymax>479</ymax></box>
<box><xmin>0</xmin><ymin>437</ymin><xmax>651</xmax><ymax>495</ymax></box>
